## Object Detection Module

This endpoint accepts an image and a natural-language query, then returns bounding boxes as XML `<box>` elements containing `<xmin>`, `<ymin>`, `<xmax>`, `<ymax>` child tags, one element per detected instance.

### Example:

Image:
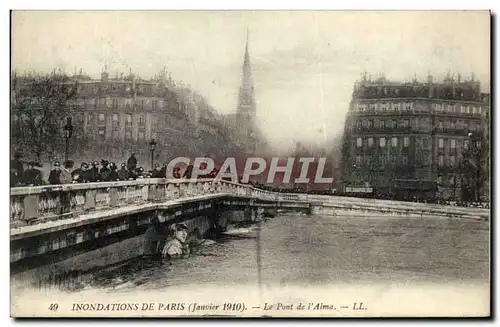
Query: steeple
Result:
<box><xmin>237</xmin><ymin>27</ymin><xmax>255</xmax><ymax>118</ymax></box>
<box><xmin>236</xmin><ymin>28</ymin><xmax>258</xmax><ymax>153</ymax></box>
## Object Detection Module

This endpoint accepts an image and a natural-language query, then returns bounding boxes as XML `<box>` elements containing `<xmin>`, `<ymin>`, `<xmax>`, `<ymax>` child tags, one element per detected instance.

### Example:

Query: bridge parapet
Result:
<box><xmin>10</xmin><ymin>179</ymin><xmax>306</xmax><ymax>227</ymax></box>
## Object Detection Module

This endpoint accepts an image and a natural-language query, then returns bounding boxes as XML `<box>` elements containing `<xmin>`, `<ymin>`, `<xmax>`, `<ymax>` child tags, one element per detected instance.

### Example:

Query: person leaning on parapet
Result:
<box><xmin>72</xmin><ymin>162</ymin><xmax>90</xmax><ymax>183</ymax></box>
<box><xmin>117</xmin><ymin>163</ymin><xmax>129</xmax><ymax>181</ymax></box>
<box><xmin>48</xmin><ymin>161</ymin><xmax>62</xmax><ymax>185</ymax></box>
<box><xmin>109</xmin><ymin>162</ymin><xmax>119</xmax><ymax>181</ymax></box>
<box><xmin>60</xmin><ymin>160</ymin><xmax>74</xmax><ymax>184</ymax></box>
<box><xmin>151</xmin><ymin>164</ymin><xmax>164</xmax><ymax>178</ymax></box>
<box><xmin>11</xmin><ymin>152</ymin><xmax>24</xmax><ymax>181</ymax></box>
<box><xmin>100</xmin><ymin>160</ymin><xmax>111</xmax><ymax>181</ymax></box>
<box><xmin>24</xmin><ymin>162</ymin><xmax>44</xmax><ymax>186</ymax></box>
<box><xmin>88</xmin><ymin>161</ymin><xmax>101</xmax><ymax>182</ymax></box>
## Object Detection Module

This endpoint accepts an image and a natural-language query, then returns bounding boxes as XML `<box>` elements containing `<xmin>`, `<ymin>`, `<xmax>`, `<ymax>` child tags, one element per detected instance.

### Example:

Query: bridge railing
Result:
<box><xmin>10</xmin><ymin>179</ymin><xmax>308</xmax><ymax>226</ymax></box>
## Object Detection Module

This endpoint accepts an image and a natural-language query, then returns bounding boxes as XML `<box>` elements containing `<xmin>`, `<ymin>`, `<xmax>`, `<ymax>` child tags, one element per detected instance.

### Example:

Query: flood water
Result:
<box><xmin>87</xmin><ymin>213</ymin><xmax>490</xmax><ymax>292</ymax></box>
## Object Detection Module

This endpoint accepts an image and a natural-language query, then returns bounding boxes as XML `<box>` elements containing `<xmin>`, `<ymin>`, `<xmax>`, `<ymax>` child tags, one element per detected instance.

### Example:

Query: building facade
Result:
<box><xmin>11</xmin><ymin>68</ymin><xmax>238</xmax><ymax>168</ymax></box>
<box><xmin>341</xmin><ymin>73</ymin><xmax>490</xmax><ymax>201</ymax></box>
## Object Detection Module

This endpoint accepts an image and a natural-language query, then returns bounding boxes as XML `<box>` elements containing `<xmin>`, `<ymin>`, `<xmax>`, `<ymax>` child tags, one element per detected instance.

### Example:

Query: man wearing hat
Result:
<box><xmin>24</xmin><ymin>162</ymin><xmax>43</xmax><ymax>186</ymax></box>
<box><xmin>11</xmin><ymin>152</ymin><xmax>24</xmax><ymax>181</ymax></box>
<box><xmin>72</xmin><ymin>162</ymin><xmax>90</xmax><ymax>183</ymax></box>
<box><xmin>60</xmin><ymin>160</ymin><xmax>74</xmax><ymax>184</ymax></box>
<box><xmin>117</xmin><ymin>163</ymin><xmax>129</xmax><ymax>181</ymax></box>
<box><xmin>48</xmin><ymin>161</ymin><xmax>62</xmax><ymax>185</ymax></box>
<box><xmin>89</xmin><ymin>161</ymin><xmax>101</xmax><ymax>182</ymax></box>
<box><xmin>127</xmin><ymin>153</ymin><xmax>137</xmax><ymax>173</ymax></box>
<box><xmin>151</xmin><ymin>163</ymin><xmax>164</xmax><ymax>178</ymax></box>
<box><xmin>100</xmin><ymin>160</ymin><xmax>111</xmax><ymax>181</ymax></box>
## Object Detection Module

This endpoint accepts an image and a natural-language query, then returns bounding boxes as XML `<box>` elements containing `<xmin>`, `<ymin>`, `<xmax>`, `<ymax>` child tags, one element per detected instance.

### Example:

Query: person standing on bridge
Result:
<box><xmin>127</xmin><ymin>153</ymin><xmax>137</xmax><ymax>173</ymax></box>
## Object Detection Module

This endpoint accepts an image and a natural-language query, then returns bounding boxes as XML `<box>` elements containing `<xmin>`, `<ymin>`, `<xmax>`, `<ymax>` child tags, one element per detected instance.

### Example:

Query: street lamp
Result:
<box><xmin>149</xmin><ymin>139</ymin><xmax>157</xmax><ymax>170</ymax></box>
<box><xmin>63</xmin><ymin>117</ymin><xmax>73</xmax><ymax>162</ymax></box>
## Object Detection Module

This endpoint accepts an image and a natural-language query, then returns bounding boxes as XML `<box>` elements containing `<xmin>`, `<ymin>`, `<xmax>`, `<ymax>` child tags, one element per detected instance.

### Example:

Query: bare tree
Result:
<box><xmin>11</xmin><ymin>72</ymin><xmax>78</xmax><ymax>162</ymax></box>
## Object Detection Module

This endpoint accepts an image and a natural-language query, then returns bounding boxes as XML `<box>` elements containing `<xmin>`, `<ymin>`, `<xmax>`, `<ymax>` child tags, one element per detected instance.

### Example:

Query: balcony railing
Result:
<box><xmin>9</xmin><ymin>179</ymin><xmax>307</xmax><ymax>226</ymax></box>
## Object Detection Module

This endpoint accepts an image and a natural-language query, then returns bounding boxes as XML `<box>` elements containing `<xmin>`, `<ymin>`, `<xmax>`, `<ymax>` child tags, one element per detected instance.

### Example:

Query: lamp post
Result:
<box><xmin>63</xmin><ymin>117</ymin><xmax>73</xmax><ymax>162</ymax></box>
<box><xmin>149</xmin><ymin>139</ymin><xmax>157</xmax><ymax>170</ymax></box>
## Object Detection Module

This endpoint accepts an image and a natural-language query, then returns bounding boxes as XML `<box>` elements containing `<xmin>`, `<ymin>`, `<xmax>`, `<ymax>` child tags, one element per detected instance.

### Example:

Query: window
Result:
<box><xmin>450</xmin><ymin>139</ymin><xmax>456</xmax><ymax>149</ymax></box>
<box><xmin>464</xmin><ymin>120</ymin><xmax>469</xmax><ymax>130</ymax></box>
<box><xmin>438</xmin><ymin>155</ymin><xmax>444</xmax><ymax>166</ymax></box>
<box><xmin>112</xmin><ymin>98</ymin><xmax>118</xmax><ymax>108</ymax></box>
<box><xmin>355</xmin><ymin>155</ymin><xmax>362</xmax><ymax>166</ymax></box>
<box><xmin>125</xmin><ymin>98</ymin><xmax>132</xmax><ymax>109</ymax></box>
<box><xmin>391</xmin><ymin>137</ymin><xmax>398</xmax><ymax>148</ymax></box>
<box><xmin>381</xmin><ymin>102</ymin><xmax>387</xmax><ymax>111</ymax></box>
<box><xmin>98</xmin><ymin>128</ymin><xmax>106</xmax><ymax>140</ymax></box>
<box><xmin>403</xmin><ymin>119</ymin><xmax>409</xmax><ymax>128</ymax></box>
<box><xmin>369</xmin><ymin>103</ymin><xmax>377</xmax><ymax>111</ymax></box>
<box><xmin>125</xmin><ymin>114</ymin><xmax>132</xmax><ymax>126</ymax></box>
<box><xmin>472</xmin><ymin>106</ymin><xmax>477</xmax><ymax>114</ymax></box>
<box><xmin>438</xmin><ymin>120</ymin><xmax>444</xmax><ymax>129</ymax></box>
<box><xmin>405</xmin><ymin>102</ymin><xmax>412</xmax><ymax>110</ymax></box>
<box><xmin>98</xmin><ymin>113</ymin><xmax>105</xmax><ymax>122</ymax></box>
<box><xmin>112</xmin><ymin>113</ymin><xmax>119</xmax><ymax>122</ymax></box>
<box><xmin>423</xmin><ymin>153</ymin><xmax>429</xmax><ymax>165</ymax></box>
<box><xmin>139</xmin><ymin>116</ymin><xmax>145</xmax><ymax>126</ymax></box>
<box><xmin>478</xmin><ymin>107</ymin><xmax>482</xmax><ymax>115</ymax></box>
<box><xmin>461</xmin><ymin>105</ymin><xmax>466</xmax><ymax>113</ymax></box>
<box><xmin>368</xmin><ymin>120</ymin><xmax>374</xmax><ymax>129</ymax></box>
<box><xmin>438</xmin><ymin>138</ymin><xmax>444</xmax><ymax>148</ymax></box>
<box><xmin>379</xmin><ymin>138</ymin><xmax>386</xmax><ymax>147</ymax></box>
<box><xmin>476</xmin><ymin>122</ymin><xmax>481</xmax><ymax>131</ymax></box>
<box><xmin>112</xmin><ymin>129</ymin><xmax>120</xmax><ymax>139</ymax></box>
<box><xmin>362</xmin><ymin>120</ymin><xmax>368</xmax><ymax>128</ymax></box>
<box><xmin>476</xmin><ymin>141</ymin><xmax>482</xmax><ymax>149</ymax></box>
<box><xmin>403</xmin><ymin>137</ymin><xmax>410</xmax><ymax>147</ymax></box>
<box><xmin>138</xmin><ymin>131</ymin><xmax>145</xmax><ymax>140</ymax></box>
<box><xmin>390</xmin><ymin>155</ymin><xmax>397</xmax><ymax>164</ymax></box>
<box><xmin>356</xmin><ymin>138</ymin><xmax>363</xmax><ymax>148</ymax></box>
<box><xmin>450</xmin><ymin>121</ymin><xmax>456</xmax><ymax>129</ymax></box>
<box><xmin>468</xmin><ymin>106</ymin><xmax>472</xmax><ymax>114</ymax></box>
<box><xmin>392</xmin><ymin>120</ymin><xmax>397</xmax><ymax>129</ymax></box>
<box><xmin>423</xmin><ymin>138</ymin><xmax>429</xmax><ymax>149</ymax></box>
<box><xmin>356</xmin><ymin>121</ymin><xmax>362</xmax><ymax>129</ymax></box>
<box><xmin>357</xmin><ymin>103</ymin><xmax>366</xmax><ymax>111</ymax></box>
<box><xmin>379</xmin><ymin>153</ymin><xmax>386</xmax><ymax>165</ymax></box>
<box><xmin>368</xmin><ymin>137</ymin><xmax>374</xmax><ymax>147</ymax></box>
<box><xmin>447</xmin><ymin>104</ymin><xmax>453</xmax><ymax>112</ymax></box>
<box><xmin>393</xmin><ymin>103</ymin><xmax>400</xmax><ymax>111</ymax></box>
<box><xmin>435</xmin><ymin>104</ymin><xmax>442</xmax><ymax>111</ymax></box>
<box><xmin>402</xmin><ymin>155</ymin><xmax>408</xmax><ymax>165</ymax></box>
<box><xmin>152</xmin><ymin>100</ymin><xmax>158</xmax><ymax>110</ymax></box>
<box><xmin>125</xmin><ymin>130</ymin><xmax>132</xmax><ymax>140</ymax></box>
<box><xmin>379</xmin><ymin>120</ymin><xmax>385</xmax><ymax>129</ymax></box>
<box><xmin>464</xmin><ymin>140</ymin><xmax>469</xmax><ymax>149</ymax></box>
<box><xmin>450</xmin><ymin>156</ymin><xmax>456</xmax><ymax>166</ymax></box>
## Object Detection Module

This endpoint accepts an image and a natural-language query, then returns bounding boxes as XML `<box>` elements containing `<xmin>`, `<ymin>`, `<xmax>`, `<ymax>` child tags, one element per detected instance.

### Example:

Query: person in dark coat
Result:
<box><xmin>109</xmin><ymin>162</ymin><xmax>119</xmax><ymax>181</ymax></box>
<box><xmin>151</xmin><ymin>164</ymin><xmax>164</xmax><ymax>178</ymax></box>
<box><xmin>11</xmin><ymin>152</ymin><xmax>24</xmax><ymax>182</ymax></box>
<box><xmin>117</xmin><ymin>163</ymin><xmax>129</xmax><ymax>180</ymax></box>
<box><xmin>24</xmin><ymin>162</ymin><xmax>43</xmax><ymax>186</ymax></box>
<box><xmin>10</xmin><ymin>167</ymin><xmax>24</xmax><ymax>187</ymax></box>
<box><xmin>127</xmin><ymin>153</ymin><xmax>137</xmax><ymax>172</ymax></box>
<box><xmin>60</xmin><ymin>160</ymin><xmax>74</xmax><ymax>184</ymax></box>
<box><xmin>160</xmin><ymin>163</ymin><xmax>167</xmax><ymax>177</ymax></box>
<box><xmin>72</xmin><ymin>162</ymin><xmax>89</xmax><ymax>183</ymax></box>
<box><xmin>89</xmin><ymin>161</ymin><xmax>101</xmax><ymax>182</ymax></box>
<box><xmin>48</xmin><ymin>161</ymin><xmax>62</xmax><ymax>185</ymax></box>
<box><xmin>100</xmin><ymin>160</ymin><xmax>111</xmax><ymax>181</ymax></box>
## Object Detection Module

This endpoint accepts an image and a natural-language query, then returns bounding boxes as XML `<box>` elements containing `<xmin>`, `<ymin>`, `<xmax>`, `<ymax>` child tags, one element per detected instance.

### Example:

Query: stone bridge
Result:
<box><xmin>10</xmin><ymin>179</ymin><xmax>311</xmax><ymax>290</ymax></box>
<box><xmin>9</xmin><ymin>178</ymin><xmax>488</xmax><ymax>291</ymax></box>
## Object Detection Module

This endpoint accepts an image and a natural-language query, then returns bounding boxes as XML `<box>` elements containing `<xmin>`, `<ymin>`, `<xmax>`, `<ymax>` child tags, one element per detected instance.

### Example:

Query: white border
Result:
<box><xmin>2</xmin><ymin>1</ymin><xmax>497</xmax><ymax>326</ymax></box>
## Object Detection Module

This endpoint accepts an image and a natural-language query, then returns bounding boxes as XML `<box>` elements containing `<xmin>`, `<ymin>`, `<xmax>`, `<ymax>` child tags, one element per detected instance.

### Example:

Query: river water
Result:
<box><xmin>86</xmin><ymin>212</ymin><xmax>489</xmax><ymax>292</ymax></box>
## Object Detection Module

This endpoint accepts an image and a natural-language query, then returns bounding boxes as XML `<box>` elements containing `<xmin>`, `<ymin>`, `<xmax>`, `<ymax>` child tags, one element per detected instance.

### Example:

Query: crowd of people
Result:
<box><xmin>10</xmin><ymin>152</ymin><xmax>225</xmax><ymax>187</ymax></box>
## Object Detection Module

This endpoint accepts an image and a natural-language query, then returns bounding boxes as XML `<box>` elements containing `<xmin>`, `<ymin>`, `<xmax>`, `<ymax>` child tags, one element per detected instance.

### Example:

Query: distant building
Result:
<box><xmin>341</xmin><ymin>73</ymin><xmax>490</xmax><ymax>201</ymax></box>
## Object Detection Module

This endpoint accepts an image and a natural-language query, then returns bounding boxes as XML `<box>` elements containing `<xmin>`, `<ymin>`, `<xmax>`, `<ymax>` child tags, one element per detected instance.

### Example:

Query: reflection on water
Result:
<box><xmin>84</xmin><ymin>213</ymin><xmax>489</xmax><ymax>292</ymax></box>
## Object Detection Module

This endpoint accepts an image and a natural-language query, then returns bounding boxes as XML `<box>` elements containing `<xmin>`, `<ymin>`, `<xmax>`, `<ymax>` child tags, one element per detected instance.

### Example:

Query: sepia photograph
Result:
<box><xmin>9</xmin><ymin>10</ymin><xmax>491</xmax><ymax>317</ymax></box>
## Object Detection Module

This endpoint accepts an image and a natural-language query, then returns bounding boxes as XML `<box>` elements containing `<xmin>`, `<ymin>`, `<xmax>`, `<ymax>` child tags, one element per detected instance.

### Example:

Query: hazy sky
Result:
<box><xmin>12</xmin><ymin>11</ymin><xmax>490</xmax><ymax>150</ymax></box>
